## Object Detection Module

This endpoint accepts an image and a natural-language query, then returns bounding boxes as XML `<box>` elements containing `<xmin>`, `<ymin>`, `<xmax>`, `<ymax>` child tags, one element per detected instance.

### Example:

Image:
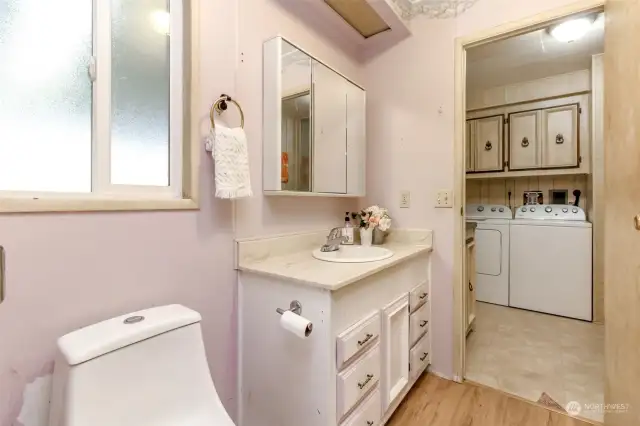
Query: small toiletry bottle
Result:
<box><xmin>343</xmin><ymin>212</ymin><xmax>354</xmax><ymax>245</ymax></box>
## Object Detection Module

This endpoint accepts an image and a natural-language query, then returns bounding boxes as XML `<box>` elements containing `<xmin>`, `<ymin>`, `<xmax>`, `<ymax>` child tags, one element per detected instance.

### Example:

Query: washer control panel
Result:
<box><xmin>514</xmin><ymin>204</ymin><xmax>586</xmax><ymax>221</ymax></box>
<box><xmin>466</xmin><ymin>204</ymin><xmax>513</xmax><ymax>219</ymax></box>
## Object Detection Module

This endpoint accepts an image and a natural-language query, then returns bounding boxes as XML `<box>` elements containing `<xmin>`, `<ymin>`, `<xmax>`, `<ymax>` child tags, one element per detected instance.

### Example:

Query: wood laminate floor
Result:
<box><xmin>387</xmin><ymin>374</ymin><xmax>593</xmax><ymax>426</ymax></box>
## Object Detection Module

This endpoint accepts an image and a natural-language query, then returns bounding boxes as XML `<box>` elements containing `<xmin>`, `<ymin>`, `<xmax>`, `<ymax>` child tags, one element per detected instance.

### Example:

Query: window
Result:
<box><xmin>0</xmin><ymin>0</ymin><xmax>189</xmax><ymax>208</ymax></box>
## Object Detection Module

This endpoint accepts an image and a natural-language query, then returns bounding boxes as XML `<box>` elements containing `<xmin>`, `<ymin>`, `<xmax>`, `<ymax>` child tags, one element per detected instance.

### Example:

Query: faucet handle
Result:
<box><xmin>327</xmin><ymin>227</ymin><xmax>342</xmax><ymax>239</ymax></box>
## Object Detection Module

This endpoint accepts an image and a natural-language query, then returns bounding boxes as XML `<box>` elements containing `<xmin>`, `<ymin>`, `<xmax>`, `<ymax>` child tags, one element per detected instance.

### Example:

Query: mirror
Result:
<box><xmin>263</xmin><ymin>37</ymin><xmax>366</xmax><ymax>196</ymax></box>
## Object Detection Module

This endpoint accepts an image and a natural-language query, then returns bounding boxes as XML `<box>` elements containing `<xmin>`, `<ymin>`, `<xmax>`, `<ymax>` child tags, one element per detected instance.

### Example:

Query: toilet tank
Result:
<box><xmin>49</xmin><ymin>305</ymin><xmax>232</xmax><ymax>426</ymax></box>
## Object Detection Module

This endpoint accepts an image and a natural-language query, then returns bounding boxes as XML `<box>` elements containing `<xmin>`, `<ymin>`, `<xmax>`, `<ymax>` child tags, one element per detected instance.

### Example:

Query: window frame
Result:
<box><xmin>0</xmin><ymin>0</ymin><xmax>199</xmax><ymax>213</ymax></box>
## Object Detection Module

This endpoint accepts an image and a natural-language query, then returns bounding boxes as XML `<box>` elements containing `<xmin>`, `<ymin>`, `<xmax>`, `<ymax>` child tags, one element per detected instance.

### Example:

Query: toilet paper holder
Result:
<box><xmin>276</xmin><ymin>300</ymin><xmax>302</xmax><ymax>316</ymax></box>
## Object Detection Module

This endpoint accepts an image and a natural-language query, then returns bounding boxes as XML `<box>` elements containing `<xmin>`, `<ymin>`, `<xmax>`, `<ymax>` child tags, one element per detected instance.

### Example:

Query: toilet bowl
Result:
<box><xmin>48</xmin><ymin>304</ymin><xmax>235</xmax><ymax>426</ymax></box>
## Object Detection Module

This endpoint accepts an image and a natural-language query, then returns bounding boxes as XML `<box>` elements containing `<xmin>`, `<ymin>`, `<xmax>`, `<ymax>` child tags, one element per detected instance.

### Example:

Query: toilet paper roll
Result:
<box><xmin>280</xmin><ymin>311</ymin><xmax>313</xmax><ymax>338</ymax></box>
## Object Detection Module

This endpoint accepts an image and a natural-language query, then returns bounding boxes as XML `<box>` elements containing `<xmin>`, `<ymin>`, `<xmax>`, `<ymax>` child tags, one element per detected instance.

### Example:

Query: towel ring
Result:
<box><xmin>210</xmin><ymin>94</ymin><xmax>245</xmax><ymax>129</ymax></box>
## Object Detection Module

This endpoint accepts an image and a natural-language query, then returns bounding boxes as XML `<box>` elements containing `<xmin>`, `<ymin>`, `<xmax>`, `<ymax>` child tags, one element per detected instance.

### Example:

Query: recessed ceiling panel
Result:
<box><xmin>325</xmin><ymin>0</ymin><xmax>391</xmax><ymax>38</ymax></box>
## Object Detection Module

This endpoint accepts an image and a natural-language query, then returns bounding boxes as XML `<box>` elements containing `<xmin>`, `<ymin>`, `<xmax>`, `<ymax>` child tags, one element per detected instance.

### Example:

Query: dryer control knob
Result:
<box><xmin>499</xmin><ymin>208</ymin><xmax>504</xmax><ymax>212</ymax></box>
<box><xmin>572</xmin><ymin>208</ymin><xmax>579</xmax><ymax>213</ymax></box>
<box><xmin>562</xmin><ymin>208</ymin><xmax>568</xmax><ymax>213</ymax></box>
<box><xmin>477</xmin><ymin>206</ymin><xmax>484</xmax><ymax>212</ymax></box>
<box><xmin>521</xmin><ymin>207</ymin><xmax>527</xmax><ymax>212</ymax></box>
<box><xmin>491</xmin><ymin>207</ymin><xmax>497</xmax><ymax>212</ymax></box>
<box><xmin>545</xmin><ymin>206</ymin><xmax>552</xmax><ymax>213</ymax></box>
<box><xmin>530</xmin><ymin>207</ymin><xmax>536</xmax><ymax>212</ymax></box>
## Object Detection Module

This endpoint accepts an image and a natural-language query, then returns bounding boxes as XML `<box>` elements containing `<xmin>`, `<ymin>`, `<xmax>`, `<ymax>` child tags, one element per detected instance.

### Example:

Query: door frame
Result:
<box><xmin>452</xmin><ymin>0</ymin><xmax>605</xmax><ymax>382</ymax></box>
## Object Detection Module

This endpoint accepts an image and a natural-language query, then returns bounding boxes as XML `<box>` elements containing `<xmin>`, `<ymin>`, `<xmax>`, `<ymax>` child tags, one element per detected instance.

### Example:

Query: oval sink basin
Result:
<box><xmin>312</xmin><ymin>245</ymin><xmax>394</xmax><ymax>263</ymax></box>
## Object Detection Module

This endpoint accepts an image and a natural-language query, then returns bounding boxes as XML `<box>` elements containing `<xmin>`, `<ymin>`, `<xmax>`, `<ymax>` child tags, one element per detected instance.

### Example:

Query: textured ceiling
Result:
<box><xmin>467</xmin><ymin>19</ymin><xmax>604</xmax><ymax>91</ymax></box>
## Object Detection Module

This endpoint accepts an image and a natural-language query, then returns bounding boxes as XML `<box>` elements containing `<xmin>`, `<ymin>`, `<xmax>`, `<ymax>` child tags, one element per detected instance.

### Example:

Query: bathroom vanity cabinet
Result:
<box><xmin>237</xmin><ymin>237</ymin><xmax>432</xmax><ymax>426</ymax></box>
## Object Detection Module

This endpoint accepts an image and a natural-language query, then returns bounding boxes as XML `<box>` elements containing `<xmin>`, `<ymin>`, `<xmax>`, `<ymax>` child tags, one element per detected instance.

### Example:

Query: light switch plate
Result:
<box><xmin>436</xmin><ymin>190</ymin><xmax>453</xmax><ymax>208</ymax></box>
<box><xmin>400</xmin><ymin>191</ymin><xmax>411</xmax><ymax>208</ymax></box>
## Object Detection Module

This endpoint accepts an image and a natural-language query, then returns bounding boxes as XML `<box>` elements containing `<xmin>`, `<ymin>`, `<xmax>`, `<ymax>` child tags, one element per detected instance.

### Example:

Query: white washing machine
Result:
<box><xmin>466</xmin><ymin>204</ymin><xmax>512</xmax><ymax>306</ymax></box>
<box><xmin>510</xmin><ymin>204</ymin><xmax>592</xmax><ymax>321</ymax></box>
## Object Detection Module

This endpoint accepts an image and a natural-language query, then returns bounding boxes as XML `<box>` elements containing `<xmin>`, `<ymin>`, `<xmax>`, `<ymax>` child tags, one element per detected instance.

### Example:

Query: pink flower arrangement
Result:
<box><xmin>358</xmin><ymin>205</ymin><xmax>391</xmax><ymax>231</ymax></box>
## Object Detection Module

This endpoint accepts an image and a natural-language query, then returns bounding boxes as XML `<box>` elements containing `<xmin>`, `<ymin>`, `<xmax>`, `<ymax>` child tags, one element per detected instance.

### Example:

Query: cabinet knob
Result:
<box><xmin>484</xmin><ymin>141</ymin><xmax>492</xmax><ymax>151</ymax></box>
<box><xmin>556</xmin><ymin>133</ymin><xmax>564</xmax><ymax>144</ymax></box>
<box><xmin>521</xmin><ymin>137</ymin><xmax>529</xmax><ymax>147</ymax></box>
<box><xmin>367</xmin><ymin>422</ymin><xmax>374</xmax><ymax>426</ymax></box>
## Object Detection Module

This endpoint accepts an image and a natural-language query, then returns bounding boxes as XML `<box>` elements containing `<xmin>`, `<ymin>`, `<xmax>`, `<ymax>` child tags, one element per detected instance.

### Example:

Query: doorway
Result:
<box><xmin>453</xmin><ymin>2</ymin><xmax>605</xmax><ymax>423</ymax></box>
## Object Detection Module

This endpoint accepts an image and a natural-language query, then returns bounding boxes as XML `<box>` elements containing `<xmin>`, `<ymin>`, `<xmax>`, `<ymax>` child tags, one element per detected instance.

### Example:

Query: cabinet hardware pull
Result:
<box><xmin>484</xmin><ymin>141</ymin><xmax>492</xmax><ymax>151</ymax></box>
<box><xmin>556</xmin><ymin>134</ymin><xmax>564</xmax><ymax>144</ymax></box>
<box><xmin>420</xmin><ymin>353</ymin><xmax>428</xmax><ymax>361</ymax></box>
<box><xmin>367</xmin><ymin>422</ymin><xmax>374</xmax><ymax>426</ymax></box>
<box><xmin>521</xmin><ymin>137</ymin><xmax>529</xmax><ymax>147</ymax></box>
<box><xmin>469</xmin><ymin>282</ymin><xmax>473</xmax><ymax>291</ymax></box>
<box><xmin>419</xmin><ymin>293</ymin><xmax>427</xmax><ymax>300</ymax></box>
<box><xmin>358</xmin><ymin>374</ymin><xmax>374</xmax><ymax>389</ymax></box>
<box><xmin>420</xmin><ymin>320</ymin><xmax>428</xmax><ymax>327</ymax></box>
<box><xmin>358</xmin><ymin>333</ymin><xmax>373</xmax><ymax>346</ymax></box>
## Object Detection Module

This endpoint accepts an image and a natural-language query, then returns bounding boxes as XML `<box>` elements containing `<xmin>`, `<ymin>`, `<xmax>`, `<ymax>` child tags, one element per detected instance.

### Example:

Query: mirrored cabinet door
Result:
<box><xmin>263</xmin><ymin>36</ymin><xmax>366</xmax><ymax>197</ymax></box>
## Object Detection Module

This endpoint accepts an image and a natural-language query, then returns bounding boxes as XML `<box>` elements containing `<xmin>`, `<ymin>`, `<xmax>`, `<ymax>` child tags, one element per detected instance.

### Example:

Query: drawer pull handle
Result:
<box><xmin>358</xmin><ymin>374</ymin><xmax>374</xmax><ymax>390</ymax></box>
<box><xmin>367</xmin><ymin>422</ymin><xmax>374</xmax><ymax>426</ymax></box>
<box><xmin>420</xmin><ymin>352</ymin><xmax>428</xmax><ymax>361</ymax></box>
<box><xmin>419</xmin><ymin>293</ymin><xmax>427</xmax><ymax>300</ymax></box>
<box><xmin>358</xmin><ymin>333</ymin><xmax>373</xmax><ymax>346</ymax></box>
<box><xmin>420</xmin><ymin>320</ymin><xmax>428</xmax><ymax>328</ymax></box>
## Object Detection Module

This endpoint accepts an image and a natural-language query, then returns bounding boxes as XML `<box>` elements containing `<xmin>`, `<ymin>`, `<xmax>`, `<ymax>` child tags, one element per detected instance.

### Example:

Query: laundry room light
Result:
<box><xmin>550</xmin><ymin>17</ymin><xmax>593</xmax><ymax>42</ymax></box>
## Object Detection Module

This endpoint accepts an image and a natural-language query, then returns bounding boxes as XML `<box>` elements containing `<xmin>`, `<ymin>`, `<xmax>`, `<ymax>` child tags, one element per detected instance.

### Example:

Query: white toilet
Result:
<box><xmin>48</xmin><ymin>304</ymin><xmax>235</xmax><ymax>426</ymax></box>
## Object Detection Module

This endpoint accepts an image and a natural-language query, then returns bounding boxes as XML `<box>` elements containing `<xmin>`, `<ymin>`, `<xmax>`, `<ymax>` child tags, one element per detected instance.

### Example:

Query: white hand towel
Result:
<box><xmin>207</xmin><ymin>125</ymin><xmax>253</xmax><ymax>199</ymax></box>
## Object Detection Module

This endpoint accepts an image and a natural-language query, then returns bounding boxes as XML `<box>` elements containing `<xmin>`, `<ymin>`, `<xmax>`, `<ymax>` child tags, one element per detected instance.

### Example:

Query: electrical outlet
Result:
<box><xmin>436</xmin><ymin>190</ymin><xmax>453</xmax><ymax>208</ymax></box>
<box><xmin>400</xmin><ymin>191</ymin><xmax>411</xmax><ymax>208</ymax></box>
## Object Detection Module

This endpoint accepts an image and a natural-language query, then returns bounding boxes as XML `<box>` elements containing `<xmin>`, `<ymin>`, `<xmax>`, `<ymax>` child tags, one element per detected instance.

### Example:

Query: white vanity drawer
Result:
<box><xmin>409</xmin><ymin>281</ymin><xmax>429</xmax><ymax>313</ymax></box>
<box><xmin>340</xmin><ymin>385</ymin><xmax>381</xmax><ymax>426</ymax></box>
<box><xmin>409</xmin><ymin>302</ymin><xmax>429</xmax><ymax>348</ymax></box>
<box><xmin>410</xmin><ymin>332</ymin><xmax>430</xmax><ymax>379</ymax></box>
<box><xmin>337</xmin><ymin>343</ymin><xmax>381</xmax><ymax>421</ymax></box>
<box><xmin>337</xmin><ymin>311</ymin><xmax>381</xmax><ymax>369</ymax></box>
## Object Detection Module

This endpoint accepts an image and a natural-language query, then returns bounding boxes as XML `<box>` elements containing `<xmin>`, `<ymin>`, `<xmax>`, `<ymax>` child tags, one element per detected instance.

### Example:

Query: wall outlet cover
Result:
<box><xmin>436</xmin><ymin>190</ymin><xmax>453</xmax><ymax>208</ymax></box>
<box><xmin>400</xmin><ymin>191</ymin><xmax>411</xmax><ymax>208</ymax></box>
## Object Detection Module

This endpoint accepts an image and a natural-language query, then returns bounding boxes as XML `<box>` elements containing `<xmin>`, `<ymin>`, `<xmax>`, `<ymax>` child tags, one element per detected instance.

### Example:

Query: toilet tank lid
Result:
<box><xmin>57</xmin><ymin>305</ymin><xmax>202</xmax><ymax>366</ymax></box>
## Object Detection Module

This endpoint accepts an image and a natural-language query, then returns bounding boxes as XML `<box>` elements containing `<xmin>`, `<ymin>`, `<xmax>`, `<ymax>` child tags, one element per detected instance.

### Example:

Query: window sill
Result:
<box><xmin>0</xmin><ymin>198</ymin><xmax>199</xmax><ymax>214</ymax></box>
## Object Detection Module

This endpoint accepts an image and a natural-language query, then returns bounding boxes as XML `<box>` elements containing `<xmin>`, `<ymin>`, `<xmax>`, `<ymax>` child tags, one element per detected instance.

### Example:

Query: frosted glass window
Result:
<box><xmin>0</xmin><ymin>0</ymin><xmax>93</xmax><ymax>192</ymax></box>
<box><xmin>111</xmin><ymin>0</ymin><xmax>170</xmax><ymax>186</ymax></box>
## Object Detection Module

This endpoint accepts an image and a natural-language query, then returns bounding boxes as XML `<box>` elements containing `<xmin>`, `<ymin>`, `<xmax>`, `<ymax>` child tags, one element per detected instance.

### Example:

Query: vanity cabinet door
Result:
<box><xmin>473</xmin><ymin>116</ymin><xmax>503</xmax><ymax>172</ymax></box>
<box><xmin>346</xmin><ymin>82</ymin><xmax>366</xmax><ymax>195</ymax></box>
<box><xmin>509</xmin><ymin>110</ymin><xmax>540</xmax><ymax>170</ymax></box>
<box><xmin>381</xmin><ymin>294</ymin><xmax>409</xmax><ymax>411</ymax></box>
<box><xmin>312</xmin><ymin>60</ymin><xmax>347</xmax><ymax>194</ymax></box>
<box><xmin>541</xmin><ymin>104</ymin><xmax>579</xmax><ymax>168</ymax></box>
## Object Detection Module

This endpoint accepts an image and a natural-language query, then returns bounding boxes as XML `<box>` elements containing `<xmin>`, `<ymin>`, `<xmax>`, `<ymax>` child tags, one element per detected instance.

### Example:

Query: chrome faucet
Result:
<box><xmin>320</xmin><ymin>227</ymin><xmax>348</xmax><ymax>252</ymax></box>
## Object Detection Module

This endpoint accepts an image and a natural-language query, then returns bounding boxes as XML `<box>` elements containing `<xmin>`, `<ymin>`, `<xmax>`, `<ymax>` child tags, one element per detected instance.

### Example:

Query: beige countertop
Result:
<box><xmin>236</xmin><ymin>229</ymin><xmax>433</xmax><ymax>291</ymax></box>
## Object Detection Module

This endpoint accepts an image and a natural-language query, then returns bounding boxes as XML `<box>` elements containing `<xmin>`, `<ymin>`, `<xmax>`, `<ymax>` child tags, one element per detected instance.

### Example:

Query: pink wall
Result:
<box><xmin>363</xmin><ymin>0</ymin><xmax>586</xmax><ymax>378</ymax></box>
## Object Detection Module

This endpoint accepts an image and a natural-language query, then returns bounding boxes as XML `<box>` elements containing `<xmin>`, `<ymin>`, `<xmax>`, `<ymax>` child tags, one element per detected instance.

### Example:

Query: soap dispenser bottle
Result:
<box><xmin>342</xmin><ymin>212</ymin><xmax>354</xmax><ymax>245</ymax></box>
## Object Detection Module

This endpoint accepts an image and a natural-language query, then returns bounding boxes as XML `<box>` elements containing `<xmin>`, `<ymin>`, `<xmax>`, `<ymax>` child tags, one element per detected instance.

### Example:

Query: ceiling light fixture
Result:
<box><xmin>550</xmin><ymin>17</ymin><xmax>594</xmax><ymax>42</ymax></box>
<box><xmin>391</xmin><ymin>0</ymin><xmax>480</xmax><ymax>20</ymax></box>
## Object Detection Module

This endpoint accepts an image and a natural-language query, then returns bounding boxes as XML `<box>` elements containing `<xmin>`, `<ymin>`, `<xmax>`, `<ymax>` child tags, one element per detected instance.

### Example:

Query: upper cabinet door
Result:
<box><xmin>346</xmin><ymin>82</ymin><xmax>366</xmax><ymax>196</ymax></box>
<box><xmin>541</xmin><ymin>104</ymin><xmax>579</xmax><ymax>168</ymax></box>
<box><xmin>465</xmin><ymin>121</ymin><xmax>474</xmax><ymax>172</ymax></box>
<box><xmin>509</xmin><ymin>111</ymin><xmax>540</xmax><ymax>170</ymax></box>
<box><xmin>473</xmin><ymin>116</ymin><xmax>503</xmax><ymax>172</ymax></box>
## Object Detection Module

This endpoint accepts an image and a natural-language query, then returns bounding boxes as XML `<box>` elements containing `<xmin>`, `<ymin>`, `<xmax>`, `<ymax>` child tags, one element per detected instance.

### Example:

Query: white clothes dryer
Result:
<box><xmin>466</xmin><ymin>204</ymin><xmax>513</xmax><ymax>306</ymax></box>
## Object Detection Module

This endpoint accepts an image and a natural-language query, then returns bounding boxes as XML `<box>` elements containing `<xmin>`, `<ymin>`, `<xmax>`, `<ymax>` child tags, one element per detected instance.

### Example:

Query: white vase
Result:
<box><xmin>360</xmin><ymin>228</ymin><xmax>373</xmax><ymax>246</ymax></box>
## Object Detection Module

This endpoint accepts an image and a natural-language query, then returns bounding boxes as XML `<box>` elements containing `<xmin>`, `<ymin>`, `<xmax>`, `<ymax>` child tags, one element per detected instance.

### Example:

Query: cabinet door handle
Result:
<box><xmin>419</xmin><ymin>292</ymin><xmax>428</xmax><ymax>300</ymax></box>
<box><xmin>469</xmin><ymin>282</ymin><xmax>473</xmax><ymax>291</ymax></box>
<box><xmin>357</xmin><ymin>333</ymin><xmax>373</xmax><ymax>346</ymax></box>
<box><xmin>556</xmin><ymin>133</ymin><xmax>564</xmax><ymax>144</ymax></box>
<box><xmin>367</xmin><ymin>422</ymin><xmax>374</xmax><ymax>426</ymax></box>
<box><xmin>521</xmin><ymin>137</ymin><xmax>529</xmax><ymax>147</ymax></box>
<box><xmin>420</xmin><ymin>352</ymin><xmax>428</xmax><ymax>361</ymax></box>
<box><xmin>484</xmin><ymin>141</ymin><xmax>492</xmax><ymax>151</ymax></box>
<box><xmin>358</xmin><ymin>374</ymin><xmax>374</xmax><ymax>389</ymax></box>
